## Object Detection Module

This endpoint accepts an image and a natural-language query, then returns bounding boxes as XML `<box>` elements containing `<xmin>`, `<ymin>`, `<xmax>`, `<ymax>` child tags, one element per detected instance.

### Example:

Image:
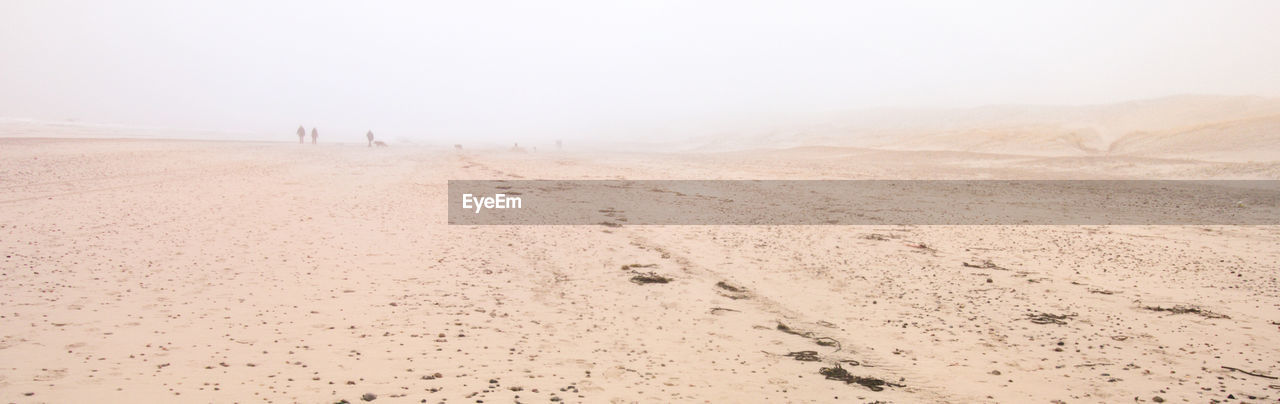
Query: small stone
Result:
<box><xmin>361</xmin><ymin>392</ymin><xmax>377</xmax><ymax>401</ymax></box>
<box><xmin>1152</xmin><ymin>396</ymin><xmax>1165</xmax><ymax>403</ymax></box>
<box><xmin>989</xmin><ymin>370</ymin><xmax>1002</xmax><ymax>375</ymax></box>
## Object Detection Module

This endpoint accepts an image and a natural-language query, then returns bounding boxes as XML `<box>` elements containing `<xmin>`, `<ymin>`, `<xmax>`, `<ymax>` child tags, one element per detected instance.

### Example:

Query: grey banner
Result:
<box><xmin>447</xmin><ymin>180</ymin><xmax>1280</xmax><ymax>225</ymax></box>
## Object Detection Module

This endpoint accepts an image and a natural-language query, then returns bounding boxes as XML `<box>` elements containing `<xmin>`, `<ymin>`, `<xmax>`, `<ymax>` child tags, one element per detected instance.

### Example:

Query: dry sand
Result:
<box><xmin>1</xmin><ymin>135</ymin><xmax>1279</xmax><ymax>403</ymax></box>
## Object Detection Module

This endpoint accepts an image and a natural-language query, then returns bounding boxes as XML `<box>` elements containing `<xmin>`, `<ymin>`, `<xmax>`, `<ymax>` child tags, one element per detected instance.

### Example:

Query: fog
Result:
<box><xmin>2</xmin><ymin>1</ymin><xmax>1278</xmax><ymax>144</ymax></box>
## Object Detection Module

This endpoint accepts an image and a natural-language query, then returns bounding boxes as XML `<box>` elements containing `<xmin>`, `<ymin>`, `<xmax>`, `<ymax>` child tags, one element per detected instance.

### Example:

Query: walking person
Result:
<box><xmin>311</xmin><ymin>128</ymin><xmax>318</xmax><ymax>144</ymax></box>
<box><xmin>297</xmin><ymin>126</ymin><xmax>305</xmax><ymax>144</ymax></box>
<box><xmin>366</xmin><ymin>130</ymin><xmax>374</xmax><ymax>147</ymax></box>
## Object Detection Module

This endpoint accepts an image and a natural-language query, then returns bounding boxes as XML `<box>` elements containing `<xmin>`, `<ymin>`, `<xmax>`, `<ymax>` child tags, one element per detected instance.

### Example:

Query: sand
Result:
<box><xmin>1</xmin><ymin>135</ymin><xmax>1279</xmax><ymax>403</ymax></box>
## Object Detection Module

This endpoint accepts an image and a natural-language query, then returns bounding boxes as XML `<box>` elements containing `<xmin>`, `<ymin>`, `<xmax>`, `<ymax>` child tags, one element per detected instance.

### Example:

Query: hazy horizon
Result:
<box><xmin>3</xmin><ymin>1</ymin><xmax>1279</xmax><ymax>143</ymax></box>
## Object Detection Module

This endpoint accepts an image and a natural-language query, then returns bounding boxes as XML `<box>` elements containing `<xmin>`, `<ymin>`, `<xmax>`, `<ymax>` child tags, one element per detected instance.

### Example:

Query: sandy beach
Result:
<box><xmin>5</xmin><ymin>0</ymin><xmax>1280</xmax><ymax>401</ymax></box>
<box><xmin>2</xmin><ymin>134</ymin><xmax>1277</xmax><ymax>403</ymax></box>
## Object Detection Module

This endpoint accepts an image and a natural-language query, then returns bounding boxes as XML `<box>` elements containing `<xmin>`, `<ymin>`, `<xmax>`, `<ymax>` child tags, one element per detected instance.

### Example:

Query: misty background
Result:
<box><xmin>1</xmin><ymin>1</ymin><xmax>1278</xmax><ymax>145</ymax></box>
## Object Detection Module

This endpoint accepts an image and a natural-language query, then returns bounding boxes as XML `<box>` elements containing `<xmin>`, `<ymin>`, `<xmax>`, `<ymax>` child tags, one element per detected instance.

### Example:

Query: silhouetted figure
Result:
<box><xmin>366</xmin><ymin>131</ymin><xmax>375</xmax><ymax>147</ymax></box>
<box><xmin>297</xmin><ymin>126</ymin><xmax>305</xmax><ymax>144</ymax></box>
<box><xmin>311</xmin><ymin>128</ymin><xmax>318</xmax><ymax>144</ymax></box>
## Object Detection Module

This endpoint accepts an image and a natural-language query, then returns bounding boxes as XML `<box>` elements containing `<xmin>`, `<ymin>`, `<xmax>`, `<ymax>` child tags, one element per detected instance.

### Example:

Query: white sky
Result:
<box><xmin>1</xmin><ymin>0</ymin><xmax>1277</xmax><ymax>142</ymax></box>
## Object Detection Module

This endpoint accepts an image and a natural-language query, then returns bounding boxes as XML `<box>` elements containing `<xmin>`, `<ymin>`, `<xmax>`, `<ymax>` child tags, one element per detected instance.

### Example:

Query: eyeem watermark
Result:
<box><xmin>461</xmin><ymin>193</ymin><xmax>522</xmax><ymax>213</ymax></box>
<box><xmin>448</xmin><ymin>180</ymin><xmax>1280</xmax><ymax>225</ymax></box>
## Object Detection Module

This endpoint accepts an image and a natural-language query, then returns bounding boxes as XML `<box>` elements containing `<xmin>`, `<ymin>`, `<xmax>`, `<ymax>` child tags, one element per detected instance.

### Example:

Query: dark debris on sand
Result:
<box><xmin>777</xmin><ymin>322</ymin><xmax>816</xmax><ymax>338</ymax></box>
<box><xmin>1143</xmin><ymin>304</ymin><xmax>1230</xmax><ymax>319</ymax></box>
<box><xmin>904</xmin><ymin>242</ymin><xmax>936</xmax><ymax>252</ymax></box>
<box><xmin>715</xmin><ymin>281</ymin><xmax>750</xmax><ymax>299</ymax></box>
<box><xmin>962</xmin><ymin>260</ymin><xmax>1010</xmax><ymax>271</ymax></box>
<box><xmin>1026</xmin><ymin>312</ymin><xmax>1076</xmax><ymax>325</ymax></box>
<box><xmin>630</xmin><ymin>272</ymin><xmax>671</xmax><ymax>284</ymax></box>
<box><xmin>819</xmin><ymin>364</ymin><xmax>904</xmax><ymax>391</ymax></box>
<box><xmin>813</xmin><ymin>337</ymin><xmax>841</xmax><ymax>351</ymax></box>
<box><xmin>777</xmin><ymin>322</ymin><xmax>843</xmax><ymax>351</ymax></box>
<box><xmin>715</xmin><ymin>281</ymin><xmax>745</xmax><ymax>293</ymax></box>
<box><xmin>786</xmin><ymin>351</ymin><xmax>822</xmax><ymax>361</ymax></box>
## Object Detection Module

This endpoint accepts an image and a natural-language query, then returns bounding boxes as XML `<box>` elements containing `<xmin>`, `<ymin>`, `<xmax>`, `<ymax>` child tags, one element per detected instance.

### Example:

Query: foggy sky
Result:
<box><xmin>2</xmin><ymin>1</ymin><xmax>1278</xmax><ymax>143</ymax></box>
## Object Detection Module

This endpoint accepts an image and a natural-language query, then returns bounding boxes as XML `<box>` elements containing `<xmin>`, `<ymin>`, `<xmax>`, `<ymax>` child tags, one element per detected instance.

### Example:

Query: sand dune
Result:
<box><xmin>1108</xmin><ymin>114</ymin><xmax>1280</xmax><ymax>161</ymax></box>
<box><xmin>695</xmin><ymin>95</ymin><xmax>1280</xmax><ymax>161</ymax></box>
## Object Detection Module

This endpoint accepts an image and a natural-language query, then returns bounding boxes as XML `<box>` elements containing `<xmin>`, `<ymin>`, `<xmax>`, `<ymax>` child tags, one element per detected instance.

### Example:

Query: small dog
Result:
<box><xmin>373</xmin><ymin>141</ymin><xmax>388</xmax><ymax>147</ymax></box>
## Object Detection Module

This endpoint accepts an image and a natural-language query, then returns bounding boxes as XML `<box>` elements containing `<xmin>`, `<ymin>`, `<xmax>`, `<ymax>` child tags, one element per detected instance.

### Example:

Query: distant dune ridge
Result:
<box><xmin>693</xmin><ymin>95</ymin><xmax>1280</xmax><ymax>161</ymax></box>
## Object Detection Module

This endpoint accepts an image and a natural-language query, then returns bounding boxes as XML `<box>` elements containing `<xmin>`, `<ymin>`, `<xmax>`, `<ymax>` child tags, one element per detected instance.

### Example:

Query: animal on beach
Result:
<box><xmin>374</xmin><ymin>140</ymin><xmax>388</xmax><ymax>147</ymax></box>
